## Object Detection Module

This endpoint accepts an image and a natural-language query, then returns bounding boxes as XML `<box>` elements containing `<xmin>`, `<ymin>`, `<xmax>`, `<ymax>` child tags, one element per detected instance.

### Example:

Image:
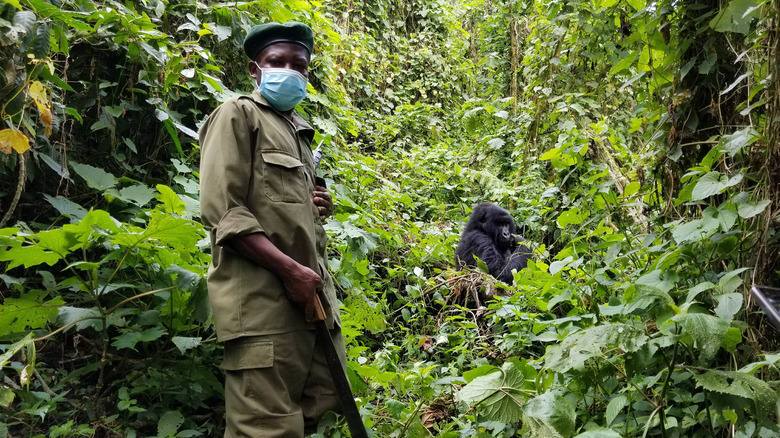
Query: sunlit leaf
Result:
<box><xmin>0</xmin><ymin>129</ymin><xmax>30</xmax><ymax>154</ymax></box>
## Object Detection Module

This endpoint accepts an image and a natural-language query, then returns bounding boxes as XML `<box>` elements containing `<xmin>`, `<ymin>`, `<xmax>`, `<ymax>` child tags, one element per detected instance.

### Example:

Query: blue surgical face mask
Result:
<box><xmin>255</xmin><ymin>65</ymin><xmax>308</xmax><ymax>111</ymax></box>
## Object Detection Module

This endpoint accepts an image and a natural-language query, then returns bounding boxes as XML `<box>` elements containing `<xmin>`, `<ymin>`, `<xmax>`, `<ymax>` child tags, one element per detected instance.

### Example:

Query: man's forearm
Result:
<box><xmin>226</xmin><ymin>232</ymin><xmax>323</xmax><ymax>308</ymax></box>
<box><xmin>227</xmin><ymin>232</ymin><xmax>298</xmax><ymax>275</ymax></box>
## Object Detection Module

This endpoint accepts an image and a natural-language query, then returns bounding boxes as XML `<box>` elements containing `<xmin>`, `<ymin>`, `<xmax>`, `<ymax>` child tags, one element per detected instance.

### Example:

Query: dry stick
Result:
<box><xmin>0</xmin><ymin>152</ymin><xmax>26</xmax><ymax>228</ymax></box>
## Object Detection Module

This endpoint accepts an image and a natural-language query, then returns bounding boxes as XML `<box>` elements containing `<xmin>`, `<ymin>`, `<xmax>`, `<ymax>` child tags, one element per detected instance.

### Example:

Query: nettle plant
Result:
<box><xmin>0</xmin><ymin>184</ymin><xmax>220</xmax><ymax>437</ymax></box>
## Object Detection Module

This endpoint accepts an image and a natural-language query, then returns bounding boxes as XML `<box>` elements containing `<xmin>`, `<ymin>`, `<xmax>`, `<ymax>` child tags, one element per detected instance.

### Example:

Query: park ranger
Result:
<box><xmin>199</xmin><ymin>21</ymin><xmax>345</xmax><ymax>438</ymax></box>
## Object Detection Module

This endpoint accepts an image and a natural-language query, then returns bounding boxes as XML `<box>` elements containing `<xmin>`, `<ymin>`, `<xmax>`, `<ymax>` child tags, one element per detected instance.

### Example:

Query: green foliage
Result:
<box><xmin>1</xmin><ymin>0</ymin><xmax>779</xmax><ymax>436</ymax></box>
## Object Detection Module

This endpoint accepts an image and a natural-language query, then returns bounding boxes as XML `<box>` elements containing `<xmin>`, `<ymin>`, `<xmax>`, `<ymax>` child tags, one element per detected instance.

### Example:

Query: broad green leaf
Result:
<box><xmin>557</xmin><ymin>208</ymin><xmax>586</xmax><ymax>227</ymax></box>
<box><xmin>606</xmin><ymin>395</ymin><xmax>627</xmax><ymax>426</ymax></box>
<box><xmin>0</xmin><ymin>291</ymin><xmax>64</xmax><ymax>336</ymax></box>
<box><xmin>693</xmin><ymin>369</ymin><xmax>777</xmax><ymax>419</ymax></box>
<box><xmin>718</xmin><ymin>267</ymin><xmax>749</xmax><ymax>294</ymax></box>
<box><xmin>0</xmin><ymin>245</ymin><xmax>62</xmax><ymax>269</ymax></box>
<box><xmin>540</xmin><ymin>147</ymin><xmax>561</xmax><ymax>161</ymax></box>
<box><xmin>685</xmin><ymin>281</ymin><xmax>716</xmax><ymax>303</ymax></box>
<box><xmin>487</xmin><ymin>138</ymin><xmax>505</xmax><ymax>150</ymax></box>
<box><xmin>58</xmin><ymin>306</ymin><xmax>103</xmax><ymax>332</ymax></box>
<box><xmin>70</xmin><ymin>162</ymin><xmax>117</xmax><ymax>190</ymax></box>
<box><xmin>719</xmin><ymin>128</ymin><xmax>758</xmax><ymax>157</ymax></box>
<box><xmin>172</xmin><ymin>336</ymin><xmax>202</xmax><ymax>354</ymax></box>
<box><xmin>575</xmin><ymin>429</ymin><xmax>622</xmax><ymax>438</ymax></box>
<box><xmin>157</xmin><ymin>410</ymin><xmax>185</xmax><ymax>438</ymax></box>
<box><xmin>609</xmin><ymin>51</ymin><xmax>638</xmax><ymax>75</ymax></box>
<box><xmin>521</xmin><ymin>391</ymin><xmax>576</xmax><ymax>438</ymax></box>
<box><xmin>118</xmin><ymin>184</ymin><xmax>156</xmax><ymax>207</ymax></box>
<box><xmin>456</xmin><ymin>360</ymin><xmax>535</xmax><ymax>422</ymax></box>
<box><xmin>635</xmin><ymin>270</ymin><xmax>675</xmax><ymax>293</ymax></box>
<box><xmin>36</xmin><ymin>229</ymin><xmax>79</xmax><ymax>254</ymax></box>
<box><xmin>691</xmin><ymin>171</ymin><xmax>743</xmax><ymax>201</ymax></box>
<box><xmin>670</xmin><ymin>313</ymin><xmax>730</xmax><ymax>362</ymax></box>
<box><xmin>622</xmin><ymin>181</ymin><xmax>640</xmax><ymax>198</ymax></box>
<box><xmin>671</xmin><ymin>218</ymin><xmax>718</xmax><ymax>244</ymax></box>
<box><xmin>112</xmin><ymin>327</ymin><xmax>167</xmax><ymax>350</ymax></box>
<box><xmin>545</xmin><ymin>324</ymin><xmax>646</xmax><ymax>372</ymax></box>
<box><xmin>155</xmin><ymin>184</ymin><xmax>186</xmax><ymax>215</ymax></box>
<box><xmin>463</xmin><ymin>364</ymin><xmax>499</xmax><ymax>382</ymax></box>
<box><xmin>714</xmin><ymin>293</ymin><xmax>743</xmax><ymax>321</ymax></box>
<box><xmin>44</xmin><ymin>195</ymin><xmax>88</xmax><ymax>221</ymax></box>
<box><xmin>700</xmin><ymin>206</ymin><xmax>738</xmax><ymax>232</ymax></box>
<box><xmin>709</xmin><ymin>0</ymin><xmax>761</xmax><ymax>34</ymax></box>
<box><xmin>737</xmin><ymin>199</ymin><xmax>770</xmax><ymax>218</ymax></box>
<box><xmin>625</xmin><ymin>0</ymin><xmax>645</xmax><ymax>10</ymax></box>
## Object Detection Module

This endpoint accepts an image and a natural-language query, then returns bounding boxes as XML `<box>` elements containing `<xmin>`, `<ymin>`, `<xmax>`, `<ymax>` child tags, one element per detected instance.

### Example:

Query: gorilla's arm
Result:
<box><xmin>498</xmin><ymin>243</ymin><xmax>531</xmax><ymax>283</ymax></box>
<box><xmin>455</xmin><ymin>230</ymin><xmax>512</xmax><ymax>280</ymax></box>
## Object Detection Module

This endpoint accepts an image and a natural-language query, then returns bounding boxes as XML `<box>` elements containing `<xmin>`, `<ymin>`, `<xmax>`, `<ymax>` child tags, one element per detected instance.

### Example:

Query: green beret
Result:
<box><xmin>243</xmin><ymin>21</ymin><xmax>314</xmax><ymax>60</ymax></box>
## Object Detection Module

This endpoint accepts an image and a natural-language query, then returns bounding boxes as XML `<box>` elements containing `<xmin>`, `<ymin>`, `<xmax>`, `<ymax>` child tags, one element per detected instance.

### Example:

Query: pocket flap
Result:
<box><xmin>221</xmin><ymin>340</ymin><xmax>273</xmax><ymax>370</ymax></box>
<box><xmin>262</xmin><ymin>151</ymin><xmax>303</xmax><ymax>169</ymax></box>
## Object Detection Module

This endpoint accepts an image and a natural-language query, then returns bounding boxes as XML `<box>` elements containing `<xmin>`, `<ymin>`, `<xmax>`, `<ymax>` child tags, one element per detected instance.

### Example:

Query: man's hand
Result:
<box><xmin>227</xmin><ymin>233</ymin><xmax>324</xmax><ymax>319</ymax></box>
<box><xmin>312</xmin><ymin>185</ymin><xmax>333</xmax><ymax>221</ymax></box>
<box><xmin>280</xmin><ymin>263</ymin><xmax>322</xmax><ymax>307</ymax></box>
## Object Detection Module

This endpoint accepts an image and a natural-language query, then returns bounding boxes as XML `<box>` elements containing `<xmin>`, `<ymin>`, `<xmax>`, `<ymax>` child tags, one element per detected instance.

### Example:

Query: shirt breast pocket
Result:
<box><xmin>261</xmin><ymin>151</ymin><xmax>308</xmax><ymax>203</ymax></box>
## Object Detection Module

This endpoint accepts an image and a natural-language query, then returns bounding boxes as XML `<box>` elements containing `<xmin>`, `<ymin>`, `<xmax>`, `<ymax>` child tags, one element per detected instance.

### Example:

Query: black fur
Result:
<box><xmin>455</xmin><ymin>203</ymin><xmax>531</xmax><ymax>284</ymax></box>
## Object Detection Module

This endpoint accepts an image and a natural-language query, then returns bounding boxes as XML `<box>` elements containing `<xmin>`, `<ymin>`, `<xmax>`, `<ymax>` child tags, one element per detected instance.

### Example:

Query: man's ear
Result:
<box><xmin>248</xmin><ymin>61</ymin><xmax>260</xmax><ymax>79</ymax></box>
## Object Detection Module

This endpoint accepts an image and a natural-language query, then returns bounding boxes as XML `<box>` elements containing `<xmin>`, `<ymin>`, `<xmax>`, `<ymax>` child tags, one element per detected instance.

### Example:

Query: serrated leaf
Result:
<box><xmin>70</xmin><ymin>162</ymin><xmax>117</xmax><ymax>190</ymax></box>
<box><xmin>118</xmin><ymin>184</ymin><xmax>156</xmax><ymax>207</ymax></box>
<box><xmin>521</xmin><ymin>391</ymin><xmax>576</xmax><ymax>438</ymax></box>
<box><xmin>172</xmin><ymin>336</ymin><xmax>201</xmax><ymax>354</ymax></box>
<box><xmin>487</xmin><ymin>138</ymin><xmax>505</xmax><ymax>150</ymax></box>
<box><xmin>456</xmin><ymin>361</ymin><xmax>535</xmax><ymax>422</ymax></box>
<box><xmin>155</xmin><ymin>184</ymin><xmax>185</xmax><ymax>214</ymax></box>
<box><xmin>112</xmin><ymin>327</ymin><xmax>167</xmax><ymax>350</ymax></box>
<box><xmin>157</xmin><ymin>410</ymin><xmax>184</xmax><ymax>437</ymax></box>
<box><xmin>0</xmin><ymin>245</ymin><xmax>62</xmax><ymax>269</ymax></box>
<box><xmin>0</xmin><ymin>290</ymin><xmax>64</xmax><ymax>336</ymax></box>
<box><xmin>545</xmin><ymin>324</ymin><xmax>646</xmax><ymax>372</ymax></box>
<box><xmin>694</xmin><ymin>369</ymin><xmax>777</xmax><ymax>420</ymax></box>
<box><xmin>36</xmin><ymin>228</ymin><xmax>79</xmax><ymax>254</ymax></box>
<box><xmin>58</xmin><ymin>306</ymin><xmax>103</xmax><ymax>331</ymax></box>
<box><xmin>671</xmin><ymin>313</ymin><xmax>729</xmax><ymax>362</ymax></box>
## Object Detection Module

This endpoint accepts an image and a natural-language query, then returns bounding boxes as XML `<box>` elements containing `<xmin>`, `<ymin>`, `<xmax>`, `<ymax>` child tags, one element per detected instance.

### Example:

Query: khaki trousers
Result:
<box><xmin>221</xmin><ymin>328</ymin><xmax>346</xmax><ymax>438</ymax></box>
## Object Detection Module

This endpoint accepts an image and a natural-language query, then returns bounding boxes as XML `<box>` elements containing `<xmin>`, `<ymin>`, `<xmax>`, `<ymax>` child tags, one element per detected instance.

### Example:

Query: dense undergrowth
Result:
<box><xmin>1</xmin><ymin>0</ymin><xmax>779</xmax><ymax>437</ymax></box>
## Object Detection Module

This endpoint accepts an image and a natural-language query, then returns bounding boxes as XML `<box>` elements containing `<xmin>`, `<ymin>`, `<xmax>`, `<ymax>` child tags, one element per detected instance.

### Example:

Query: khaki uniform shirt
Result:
<box><xmin>199</xmin><ymin>91</ymin><xmax>338</xmax><ymax>342</ymax></box>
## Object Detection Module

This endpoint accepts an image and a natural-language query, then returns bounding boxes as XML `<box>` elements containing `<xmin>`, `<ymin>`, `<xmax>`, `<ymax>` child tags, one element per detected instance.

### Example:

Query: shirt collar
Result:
<box><xmin>249</xmin><ymin>90</ymin><xmax>314</xmax><ymax>133</ymax></box>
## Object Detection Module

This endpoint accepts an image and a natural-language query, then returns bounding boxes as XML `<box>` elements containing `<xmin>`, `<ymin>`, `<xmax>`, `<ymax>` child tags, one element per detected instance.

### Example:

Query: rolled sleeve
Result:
<box><xmin>199</xmin><ymin>98</ymin><xmax>264</xmax><ymax>246</ymax></box>
<box><xmin>214</xmin><ymin>206</ymin><xmax>265</xmax><ymax>246</ymax></box>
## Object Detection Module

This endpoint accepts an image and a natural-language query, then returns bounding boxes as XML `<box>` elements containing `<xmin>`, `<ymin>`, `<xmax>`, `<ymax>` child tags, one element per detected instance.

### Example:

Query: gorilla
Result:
<box><xmin>455</xmin><ymin>203</ymin><xmax>531</xmax><ymax>284</ymax></box>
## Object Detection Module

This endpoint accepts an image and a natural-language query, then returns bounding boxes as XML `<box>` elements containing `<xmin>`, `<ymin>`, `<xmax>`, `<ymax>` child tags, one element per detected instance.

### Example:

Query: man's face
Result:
<box><xmin>248</xmin><ymin>42</ymin><xmax>310</xmax><ymax>86</ymax></box>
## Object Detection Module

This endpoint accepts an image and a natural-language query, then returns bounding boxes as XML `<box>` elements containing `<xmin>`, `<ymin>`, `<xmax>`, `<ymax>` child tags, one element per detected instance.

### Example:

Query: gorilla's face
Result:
<box><xmin>489</xmin><ymin>219</ymin><xmax>515</xmax><ymax>251</ymax></box>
